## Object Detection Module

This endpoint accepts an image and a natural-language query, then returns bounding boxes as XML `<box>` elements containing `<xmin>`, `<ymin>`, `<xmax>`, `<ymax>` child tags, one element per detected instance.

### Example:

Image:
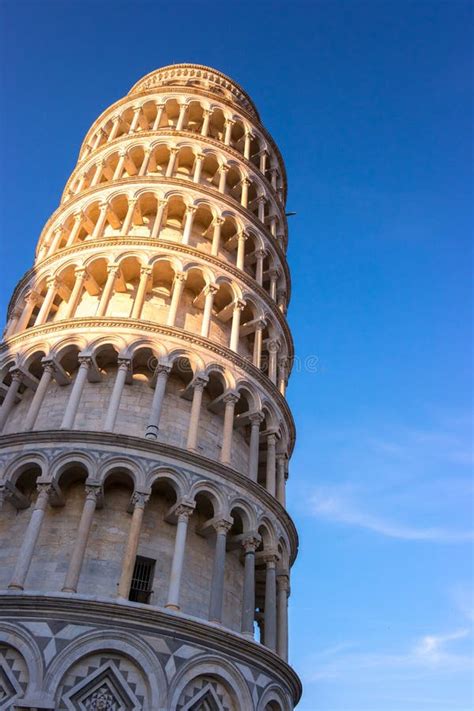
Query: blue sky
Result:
<box><xmin>1</xmin><ymin>1</ymin><xmax>472</xmax><ymax>709</ymax></box>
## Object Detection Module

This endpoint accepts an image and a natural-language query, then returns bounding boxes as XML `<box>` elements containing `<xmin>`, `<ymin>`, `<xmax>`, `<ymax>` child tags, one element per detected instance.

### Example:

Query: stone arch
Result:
<box><xmin>166</xmin><ymin>347</ymin><xmax>205</xmax><ymax>374</ymax></box>
<box><xmin>228</xmin><ymin>497</ymin><xmax>257</xmax><ymax>532</ymax></box>
<box><xmin>83</xmin><ymin>334</ymin><xmax>128</xmax><ymax>360</ymax></box>
<box><xmin>44</xmin><ymin>630</ymin><xmax>165</xmax><ymax>711</ymax></box>
<box><xmin>189</xmin><ymin>480</ymin><xmax>227</xmax><ymax>518</ymax></box>
<box><xmin>50</xmin><ymin>451</ymin><xmax>96</xmax><ymax>487</ymax></box>
<box><xmin>148</xmin><ymin>253</ymin><xmax>183</xmax><ymax>272</ymax></box>
<box><xmin>0</xmin><ymin>622</ymin><xmax>44</xmax><ymax>701</ymax></box>
<box><xmin>256</xmin><ymin>517</ymin><xmax>278</xmax><ymax>551</ymax></box>
<box><xmin>97</xmin><ymin>456</ymin><xmax>144</xmax><ymax>491</ymax></box>
<box><xmin>122</xmin><ymin>336</ymin><xmax>165</xmax><ymax>361</ymax></box>
<box><xmin>146</xmin><ymin>466</ymin><xmax>188</xmax><ymax>499</ymax></box>
<box><xmin>3</xmin><ymin>453</ymin><xmax>48</xmax><ymax>486</ymax></box>
<box><xmin>234</xmin><ymin>380</ymin><xmax>262</xmax><ymax>413</ymax></box>
<box><xmin>203</xmin><ymin>362</ymin><xmax>235</xmax><ymax>391</ymax></box>
<box><xmin>50</xmin><ymin>335</ymin><xmax>89</xmax><ymax>363</ymax></box>
<box><xmin>167</xmin><ymin>654</ymin><xmax>253</xmax><ymax>710</ymax></box>
<box><xmin>257</xmin><ymin>684</ymin><xmax>292</xmax><ymax>711</ymax></box>
<box><xmin>182</xmin><ymin>260</ymin><xmax>215</xmax><ymax>284</ymax></box>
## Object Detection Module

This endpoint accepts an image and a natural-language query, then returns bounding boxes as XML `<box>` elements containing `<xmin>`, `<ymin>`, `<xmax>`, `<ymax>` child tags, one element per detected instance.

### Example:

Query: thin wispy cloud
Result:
<box><xmin>304</xmin><ymin>628</ymin><xmax>473</xmax><ymax>684</ymax></box>
<box><xmin>309</xmin><ymin>485</ymin><xmax>474</xmax><ymax>542</ymax></box>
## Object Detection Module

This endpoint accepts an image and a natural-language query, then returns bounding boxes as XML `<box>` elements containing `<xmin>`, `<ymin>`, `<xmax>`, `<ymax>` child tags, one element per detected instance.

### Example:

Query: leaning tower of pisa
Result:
<box><xmin>0</xmin><ymin>64</ymin><xmax>301</xmax><ymax>710</ymax></box>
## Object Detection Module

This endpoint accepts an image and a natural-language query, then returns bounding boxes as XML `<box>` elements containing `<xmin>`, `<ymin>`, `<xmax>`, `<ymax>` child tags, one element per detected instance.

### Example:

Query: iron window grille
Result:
<box><xmin>129</xmin><ymin>555</ymin><xmax>155</xmax><ymax>604</ymax></box>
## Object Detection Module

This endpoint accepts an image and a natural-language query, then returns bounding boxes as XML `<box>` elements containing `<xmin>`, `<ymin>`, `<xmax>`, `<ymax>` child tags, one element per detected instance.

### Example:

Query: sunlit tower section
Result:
<box><xmin>0</xmin><ymin>64</ymin><xmax>301</xmax><ymax>710</ymax></box>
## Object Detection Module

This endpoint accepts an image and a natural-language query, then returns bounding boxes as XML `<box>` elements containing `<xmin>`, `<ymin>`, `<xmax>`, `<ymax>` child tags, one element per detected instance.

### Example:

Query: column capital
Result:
<box><xmin>204</xmin><ymin>282</ymin><xmax>219</xmax><ymax>296</ymax></box>
<box><xmin>140</xmin><ymin>265</ymin><xmax>152</xmax><ymax>277</ymax></box>
<box><xmin>77</xmin><ymin>355</ymin><xmax>93</xmax><ymax>368</ymax></box>
<box><xmin>46</xmin><ymin>276</ymin><xmax>62</xmax><ymax>290</ymax></box>
<box><xmin>106</xmin><ymin>265</ymin><xmax>121</xmax><ymax>277</ymax></box>
<box><xmin>174</xmin><ymin>271</ymin><xmax>187</xmax><ymax>284</ymax></box>
<box><xmin>245</xmin><ymin>130</ymin><xmax>255</xmax><ymax>139</ymax></box>
<box><xmin>36</xmin><ymin>481</ymin><xmax>53</xmax><ymax>495</ymax></box>
<box><xmin>72</xmin><ymin>210</ymin><xmax>83</xmax><ymax>221</ymax></box>
<box><xmin>192</xmin><ymin>375</ymin><xmax>209</xmax><ymax>391</ymax></box>
<box><xmin>219</xmin><ymin>164</ymin><xmax>229</xmax><ymax>173</ymax></box>
<box><xmin>268</xmin><ymin>338</ymin><xmax>281</xmax><ymax>352</ymax></box>
<box><xmin>263</xmin><ymin>551</ymin><xmax>279</xmax><ymax>566</ymax></box>
<box><xmin>40</xmin><ymin>358</ymin><xmax>57</xmax><ymax>375</ymax></box>
<box><xmin>175</xmin><ymin>502</ymin><xmax>195</xmax><ymax>521</ymax></box>
<box><xmin>255</xmin><ymin>318</ymin><xmax>267</xmax><ymax>331</ymax></box>
<box><xmin>84</xmin><ymin>484</ymin><xmax>102</xmax><ymax>501</ymax></box>
<box><xmin>196</xmin><ymin>152</ymin><xmax>205</xmax><ymax>161</ymax></box>
<box><xmin>249</xmin><ymin>411</ymin><xmax>265</xmax><ymax>425</ymax></box>
<box><xmin>75</xmin><ymin>266</ymin><xmax>89</xmax><ymax>279</ymax></box>
<box><xmin>241</xmin><ymin>177</ymin><xmax>252</xmax><ymax>186</ymax></box>
<box><xmin>25</xmin><ymin>290</ymin><xmax>41</xmax><ymax>305</ymax></box>
<box><xmin>223</xmin><ymin>390</ymin><xmax>240</xmax><ymax>405</ymax></box>
<box><xmin>277</xmin><ymin>572</ymin><xmax>290</xmax><ymax>594</ymax></box>
<box><xmin>155</xmin><ymin>363</ymin><xmax>172</xmax><ymax>377</ymax></box>
<box><xmin>242</xmin><ymin>534</ymin><xmax>261</xmax><ymax>553</ymax></box>
<box><xmin>213</xmin><ymin>217</ymin><xmax>225</xmax><ymax>226</ymax></box>
<box><xmin>213</xmin><ymin>518</ymin><xmax>233</xmax><ymax>535</ymax></box>
<box><xmin>118</xmin><ymin>148</ymin><xmax>127</xmax><ymax>158</ymax></box>
<box><xmin>9</xmin><ymin>368</ymin><xmax>23</xmax><ymax>383</ymax></box>
<box><xmin>185</xmin><ymin>205</ymin><xmax>197</xmax><ymax>215</ymax></box>
<box><xmin>238</xmin><ymin>230</ymin><xmax>248</xmax><ymax>242</ymax></box>
<box><xmin>10</xmin><ymin>305</ymin><xmax>24</xmax><ymax>319</ymax></box>
<box><xmin>267</xmin><ymin>432</ymin><xmax>278</xmax><ymax>446</ymax></box>
<box><xmin>269</xmin><ymin>267</ymin><xmax>281</xmax><ymax>280</ymax></box>
<box><xmin>224</xmin><ymin>118</ymin><xmax>235</xmax><ymax>126</ymax></box>
<box><xmin>256</xmin><ymin>248</ymin><xmax>268</xmax><ymax>259</ymax></box>
<box><xmin>117</xmin><ymin>357</ymin><xmax>131</xmax><ymax>371</ymax></box>
<box><xmin>234</xmin><ymin>298</ymin><xmax>246</xmax><ymax>311</ymax></box>
<box><xmin>131</xmin><ymin>490</ymin><xmax>150</xmax><ymax>509</ymax></box>
<box><xmin>169</xmin><ymin>146</ymin><xmax>179</xmax><ymax>155</ymax></box>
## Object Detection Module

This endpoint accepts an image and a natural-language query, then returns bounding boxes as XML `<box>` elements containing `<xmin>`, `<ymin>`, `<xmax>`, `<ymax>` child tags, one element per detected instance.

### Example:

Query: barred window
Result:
<box><xmin>129</xmin><ymin>556</ymin><xmax>155</xmax><ymax>604</ymax></box>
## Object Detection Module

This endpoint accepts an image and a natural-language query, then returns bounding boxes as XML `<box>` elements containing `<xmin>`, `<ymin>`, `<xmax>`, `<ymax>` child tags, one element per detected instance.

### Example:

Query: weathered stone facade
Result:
<box><xmin>0</xmin><ymin>64</ymin><xmax>301</xmax><ymax>710</ymax></box>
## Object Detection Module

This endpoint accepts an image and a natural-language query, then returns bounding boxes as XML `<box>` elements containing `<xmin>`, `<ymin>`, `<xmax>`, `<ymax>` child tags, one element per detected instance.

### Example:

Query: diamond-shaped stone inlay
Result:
<box><xmin>63</xmin><ymin>662</ymin><xmax>141</xmax><ymax>711</ymax></box>
<box><xmin>82</xmin><ymin>680</ymin><xmax>121</xmax><ymax>710</ymax></box>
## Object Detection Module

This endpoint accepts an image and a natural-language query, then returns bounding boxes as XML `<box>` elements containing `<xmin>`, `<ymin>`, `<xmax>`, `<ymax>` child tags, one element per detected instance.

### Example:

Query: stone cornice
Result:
<box><xmin>62</xmin><ymin>128</ymin><xmax>285</xmax><ymax>219</ymax></box>
<box><xmin>10</xmin><ymin>238</ymin><xmax>292</xmax><ymax>355</ymax></box>
<box><xmin>129</xmin><ymin>64</ymin><xmax>260</xmax><ymax>118</ymax></box>
<box><xmin>0</xmin><ymin>318</ymin><xmax>296</xmax><ymax>449</ymax></box>
<box><xmin>77</xmin><ymin>85</ymin><xmax>288</xmax><ymax>198</ymax></box>
<box><xmin>0</xmin><ymin>592</ymin><xmax>302</xmax><ymax>704</ymax></box>
<box><xmin>0</xmin><ymin>429</ymin><xmax>298</xmax><ymax>563</ymax></box>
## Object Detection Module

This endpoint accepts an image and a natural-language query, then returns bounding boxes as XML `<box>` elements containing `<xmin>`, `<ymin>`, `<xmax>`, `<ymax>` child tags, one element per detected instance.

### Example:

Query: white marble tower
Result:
<box><xmin>0</xmin><ymin>64</ymin><xmax>301</xmax><ymax>710</ymax></box>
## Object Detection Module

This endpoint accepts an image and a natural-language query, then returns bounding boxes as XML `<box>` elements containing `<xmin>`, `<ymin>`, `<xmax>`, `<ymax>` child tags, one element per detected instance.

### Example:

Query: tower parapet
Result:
<box><xmin>0</xmin><ymin>64</ymin><xmax>301</xmax><ymax>710</ymax></box>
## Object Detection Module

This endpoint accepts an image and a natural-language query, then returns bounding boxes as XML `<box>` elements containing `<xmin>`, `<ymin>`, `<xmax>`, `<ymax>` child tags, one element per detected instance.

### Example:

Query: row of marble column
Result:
<box><xmin>73</xmin><ymin>141</ymin><xmax>283</xmax><ymax>213</ymax></box>
<box><xmin>6</xmin><ymin>482</ymin><xmax>289</xmax><ymax>659</ymax></box>
<box><xmin>5</xmin><ymin>292</ymin><xmax>287</xmax><ymax>390</ymax></box>
<box><xmin>82</xmin><ymin>100</ymin><xmax>283</xmax><ymax>193</ymax></box>
<box><xmin>0</xmin><ymin>362</ymin><xmax>288</xmax><ymax>503</ymax></box>
<box><xmin>43</xmin><ymin>194</ymin><xmax>283</xmax><ymax>269</ymax></box>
